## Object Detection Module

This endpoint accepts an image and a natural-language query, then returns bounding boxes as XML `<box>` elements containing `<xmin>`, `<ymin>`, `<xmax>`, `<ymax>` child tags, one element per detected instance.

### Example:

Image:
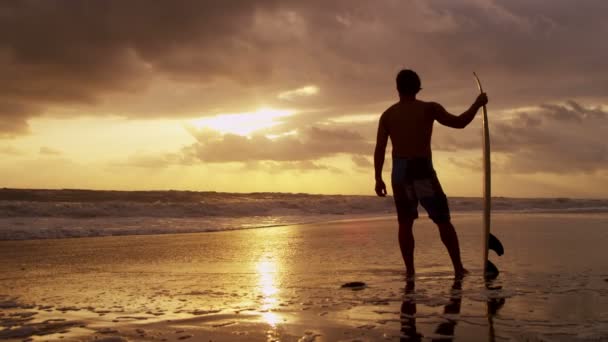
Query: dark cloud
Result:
<box><xmin>352</xmin><ymin>155</ymin><xmax>373</xmax><ymax>169</ymax></box>
<box><xmin>0</xmin><ymin>102</ymin><xmax>35</xmax><ymax>137</ymax></box>
<box><xmin>2</xmin><ymin>0</ymin><xmax>607</xmax><ymax>136</ymax></box>
<box><xmin>180</xmin><ymin>97</ymin><xmax>607</xmax><ymax>175</ymax></box>
<box><xmin>540</xmin><ymin>101</ymin><xmax>607</xmax><ymax>123</ymax></box>
<box><xmin>187</xmin><ymin>126</ymin><xmax>372</xmax><ymax>162</ymax></box>
<box><xmin>0</xmin><ymin>0</ymin><xmax>281</xmax><ymax>132</ymax></box>
<box><xmin>437</xmin><ymin>101</ymin><xmax>608</xmax><ymax>174</ymax></box>
<box><xmin>448</xmin><ymin>156</ymin><xmax>482</xmax><ymax>172</ymax></box>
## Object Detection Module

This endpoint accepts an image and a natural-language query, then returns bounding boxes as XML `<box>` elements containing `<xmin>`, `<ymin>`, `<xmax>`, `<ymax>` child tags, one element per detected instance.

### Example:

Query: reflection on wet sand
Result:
<box><xmin>400</xmin><ymin>278</ymin><xmax>507</xmax><ymax>341</ymax></box>
<box><xmin>432</xmin><ymin>280</ymin><xmax>462</xmax><ymax>341</ymax></box>
<box><xmin>400</xmin><ymin>279</ymin><xmax>421</xmax><ymax>341</ymax></box>
<box><xmin>400</xmin><ymin>279</ymin><xmax>463</xmax><ymax>341</ymax></box>
<box><xmin>486</xmin><ymin>281</ymin><xmax>506</xmax><ymax>342</ymax></box>
<box><xmin>256</xmin><ymin>256</ymin><xmax>282</xmax><ymax>327</ymax></box>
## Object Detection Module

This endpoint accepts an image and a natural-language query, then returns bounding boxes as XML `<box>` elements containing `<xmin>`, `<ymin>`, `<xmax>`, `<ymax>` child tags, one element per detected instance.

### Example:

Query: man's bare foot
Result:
<box><xmin>454</xmin><ymin>268</ymin><xmax>469</xmax><ymax>279</ymax></box>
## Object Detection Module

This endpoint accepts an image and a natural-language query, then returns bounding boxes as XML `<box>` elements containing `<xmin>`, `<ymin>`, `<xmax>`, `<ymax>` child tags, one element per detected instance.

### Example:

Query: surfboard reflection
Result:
<box><xmin>400</xmin><ymin>279</ymin><xmax>506</xmax><ymax>341</ymax></box>
<box><xmin>485</xmin><ymin>281</ymin><xmax>506</xmax><ymax>342</ymax></box>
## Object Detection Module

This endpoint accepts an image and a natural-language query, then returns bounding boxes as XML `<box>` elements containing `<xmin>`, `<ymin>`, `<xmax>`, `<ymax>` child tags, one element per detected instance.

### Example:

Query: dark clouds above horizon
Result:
<box><xmin>1</xmin><ymin>0</ymin><xmax>607</xmax><ymax>186</ymax></box>
<box><xmin>2</xmin><ymin>0</ymin><xmax>608</xmax><ymax>135</ymax></box>
<box><xmin>433</xmin><ymin>101</ymin><xmax>608</xmax><ymax>174</ymax></box>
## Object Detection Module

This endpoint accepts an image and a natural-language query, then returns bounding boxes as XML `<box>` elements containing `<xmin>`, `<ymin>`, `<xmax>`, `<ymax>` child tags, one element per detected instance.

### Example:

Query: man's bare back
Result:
<box><xmin>378</xmin><ymin>99</ymin><xmax>485</xmax><ymax>159</ymax></box>
<box><xmin>373</xmin><ymin>69</ymin><xmax>487</xmax><ymax>278</ymax></box>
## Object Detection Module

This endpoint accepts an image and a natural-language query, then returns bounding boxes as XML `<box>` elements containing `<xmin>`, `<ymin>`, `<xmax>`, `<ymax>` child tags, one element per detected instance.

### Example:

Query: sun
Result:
<box><xmin>190</xmin><ymin>107</ymin><xmax>294</xmax><ymax>136</ymax></box>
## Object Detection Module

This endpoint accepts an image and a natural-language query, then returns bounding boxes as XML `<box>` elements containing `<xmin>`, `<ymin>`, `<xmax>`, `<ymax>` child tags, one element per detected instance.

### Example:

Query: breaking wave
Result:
<box><xmin>1</xmin><ymin>189</ymin><xmax>606</xmax><ymax>240</ymax></box>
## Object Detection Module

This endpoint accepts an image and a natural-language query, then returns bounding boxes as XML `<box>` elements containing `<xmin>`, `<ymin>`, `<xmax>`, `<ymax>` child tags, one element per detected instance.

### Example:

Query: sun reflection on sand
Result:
<box><xmin>256</xmin><ymin>258</ymin><xmax>282</xmax><ymax>327</ymax></box>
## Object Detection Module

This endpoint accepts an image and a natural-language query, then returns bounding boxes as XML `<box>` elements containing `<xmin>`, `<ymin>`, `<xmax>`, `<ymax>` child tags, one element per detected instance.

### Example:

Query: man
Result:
<box><xmin>374</xmin><ymin>69</ymin><xmax>488</xmax><ymax>278</ymax></box>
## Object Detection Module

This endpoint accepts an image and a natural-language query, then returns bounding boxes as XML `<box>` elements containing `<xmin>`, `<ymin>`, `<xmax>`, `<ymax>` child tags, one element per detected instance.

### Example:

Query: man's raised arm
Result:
<box><xmin>433</xmin><ymin>93</ymin><xmax>488</xmax><ymax>129</ymax></box>
<box><xmin>374</xmin><ymin>115</ymin><xmax>389</xmax><ymax>197</ymax></box>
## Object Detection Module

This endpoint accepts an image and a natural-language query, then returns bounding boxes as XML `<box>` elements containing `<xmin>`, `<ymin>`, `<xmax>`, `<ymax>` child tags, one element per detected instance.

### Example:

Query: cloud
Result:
<box><xmin>437</xmin><ymin>101</ymin><xmax>608</xmax><ymax>174</ymax></box>
<box><xmin>39</xmin><ymin>146</ymin><xmax>62</xmax><ymax>156</ymax></box>
<box><xmin>494</xmin><ymin>102</ymin><xmax>607</xmax><ymax>174</ymax></box>
<box><xmin>278</xmin><ymin>85</ymin><xmax>320</xmax><ymax>100</ymax></box>
<box><xmin>0</xmin><ymin>145</ymin><xmax>23</xmax><ymax>155</ymax></box>
<box><xmin>106</xmin><ymin>148</ymin><xmax>200</xmax><ymax>168</ymax></box>
<box><xmin>351</xmin><ymin>155</ymin><xmax>373</xmax><ymax>168</ymax></box>
<box><xmin>245</xmin><ymin>160</ymin><xmax>342</xmax><ymax>174</ymax></box>
<box><xmin>0</xmin><ymin>0</ymin><xmax>282</xmax><ymax>134</ymax></box>
<box><xmin>448</xmin><ymin>156</ymin><xmax>482</xmax><ymax>172</ymax></box>
<box><xmin>2</xmin><ymin>0</ymin><xmax>607</xmax><ymax>137</ymax></box>
<box><xmin>122</xmin><ymin>152</ymin><xmax>191</xmax><ymax>169</ymax></box>
<box><xmin>0</xmin><ymin>102</ymin><xmax>35</xmax><ymax>137</ymax></box>
<box><xmin>539</xmin><ymin>101</ymin><xmax>607</xmax><ymax>123</ymax></box>
<box><xmin>135</xmin><ymin>99</ymin><xmax>607</xmax><ymax>176</ymax></box>
<box><xmin>187</xmin><ymin>126</ymin><xmax>373</xmax><ymax>162</ymax></box>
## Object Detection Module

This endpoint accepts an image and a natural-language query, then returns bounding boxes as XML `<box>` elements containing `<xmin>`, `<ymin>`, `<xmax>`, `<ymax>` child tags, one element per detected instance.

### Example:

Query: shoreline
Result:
<box><xmin>1</xmin><ymin>211</ymin><xmax>608</xmax><ymax>242</ymax></box>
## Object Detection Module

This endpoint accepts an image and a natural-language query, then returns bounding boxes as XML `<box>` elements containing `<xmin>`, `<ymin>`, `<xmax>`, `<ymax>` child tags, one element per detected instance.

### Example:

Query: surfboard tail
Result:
<box><xmin>488</xmin><ymin>233</ymin><xmax>504</xmax><ymax>256</ymax></box>
<box><xmin>485</xmin><ymin>260</ymin><xmax>500</xmax><ymax>280</ymax></box>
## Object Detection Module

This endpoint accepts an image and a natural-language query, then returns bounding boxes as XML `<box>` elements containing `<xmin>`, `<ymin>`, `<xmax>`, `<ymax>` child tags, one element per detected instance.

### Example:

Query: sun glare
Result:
<box><xmin>190</xmin><ymin>107</ymin><xmax>294</xmax><ymax>136</ymax></box>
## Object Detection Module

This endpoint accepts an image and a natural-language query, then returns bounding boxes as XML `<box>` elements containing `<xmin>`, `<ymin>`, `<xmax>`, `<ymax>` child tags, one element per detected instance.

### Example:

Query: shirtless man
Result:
<box><xmin>374</xmin><ymin>69</ymin><xmax>488</xmax><ymax>278</ymax></box>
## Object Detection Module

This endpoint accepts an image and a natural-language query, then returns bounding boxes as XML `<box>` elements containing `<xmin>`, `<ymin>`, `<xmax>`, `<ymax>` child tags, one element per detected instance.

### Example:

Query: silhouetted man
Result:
<box><xmin>374</xmin><ymin>69</ymin><xmax>487</xmax><ymax>278</ymax></box>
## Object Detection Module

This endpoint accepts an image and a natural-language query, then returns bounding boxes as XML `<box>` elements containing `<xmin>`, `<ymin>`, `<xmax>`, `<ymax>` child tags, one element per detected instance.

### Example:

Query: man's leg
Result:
<box><xmin>436</xmin><ymin>221</ymin><xmax>468</xmax><ymax>276</ymax></box>
<box><xmin>391</xmin><ymin>158</ymin><xmax>419</xmax><ymax>277</ymax></box>
<box><xmin>413</xmin><ymin>164</ymin><xmax>468</xmax><ymax>278</ymax></box>
<box><xmin>398</xmin><ymin>218</ymin><xmax>416</xmax><ymax>277</ymax></box>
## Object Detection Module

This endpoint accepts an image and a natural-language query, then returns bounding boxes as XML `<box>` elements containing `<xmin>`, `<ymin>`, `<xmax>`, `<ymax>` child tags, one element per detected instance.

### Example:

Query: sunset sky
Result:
<box><xmin>1</xmin><ymin>1</ymin><xmax>607</xmax><ymax>197</ymax></box>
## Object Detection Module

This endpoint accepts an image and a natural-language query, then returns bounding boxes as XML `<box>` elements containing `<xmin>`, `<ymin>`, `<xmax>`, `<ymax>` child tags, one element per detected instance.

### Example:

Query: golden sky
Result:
<box><xmin>1</xmin><ymin>1</ymin><xmax>607</xmax><ymax>197</ymax></box>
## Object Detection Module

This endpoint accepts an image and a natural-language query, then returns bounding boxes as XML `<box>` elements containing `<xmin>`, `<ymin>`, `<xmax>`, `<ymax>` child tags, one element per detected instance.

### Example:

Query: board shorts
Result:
<box><xmin>391</xmin><ymin>157</ymin><xmax>451</xmax><ymax>224</ymax></box>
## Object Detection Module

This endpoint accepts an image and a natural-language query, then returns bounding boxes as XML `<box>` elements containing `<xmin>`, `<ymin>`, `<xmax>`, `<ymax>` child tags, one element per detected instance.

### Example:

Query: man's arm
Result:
<box><xmin>374</xmin><ymin>115</ymin><xmax>389</xmax><ymax>197</ymax></box>
<box><xmin>433</xmin><ymin>93</ymin><xmax>488</xmax><ymax>129</ymax></box>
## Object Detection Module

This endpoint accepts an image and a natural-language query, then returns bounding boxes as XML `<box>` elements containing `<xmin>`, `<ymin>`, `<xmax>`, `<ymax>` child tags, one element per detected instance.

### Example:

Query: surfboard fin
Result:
<box><xmin>485</xmin><ymin>260</ymin><xmax>500</xmax><ymax>280</ymax></box>
<box><xmin>488</xmin><ymin>233</ymin><xmax>504</xmax><ymax>256</ymax></box>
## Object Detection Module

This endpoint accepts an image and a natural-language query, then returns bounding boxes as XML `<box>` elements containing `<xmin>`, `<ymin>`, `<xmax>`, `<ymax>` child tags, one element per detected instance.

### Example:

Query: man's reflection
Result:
<box><xmin>400</xmin><ymin>279</ymin><xmax>420</xmax><ymax>341</ymax></box>
<box><xmin>400</xmin><ymin>279</ymin><xmax>506</xmax><ymax>341</ymax></box>
<box><xmin>432</xmin><ymin>280</ymin><xmax>462</xmax><ymax>341</ymax></box>
<box><xmin>400</xmin><ymin>279</ymin><xmax>462</xmax><ymax>341</ymax></box>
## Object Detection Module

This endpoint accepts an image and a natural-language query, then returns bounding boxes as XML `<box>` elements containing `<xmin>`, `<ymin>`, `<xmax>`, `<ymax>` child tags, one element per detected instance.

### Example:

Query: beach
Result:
<box><xmin>1</xmin><ymin>213</ymin><xmax>607</xmax><ymax>341</ymax></box>
<box><xmin>3</xmin><ymin>1</ymin><xmax>608</xmax><ymax>341</ymax></box>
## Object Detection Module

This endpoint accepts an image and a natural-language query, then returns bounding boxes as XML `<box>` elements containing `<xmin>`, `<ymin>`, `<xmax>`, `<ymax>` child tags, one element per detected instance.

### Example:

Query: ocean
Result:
<box><xmin>1</xmin><ymin>188</ymin><xmax>607</xmax><ymax>240</ymax></box>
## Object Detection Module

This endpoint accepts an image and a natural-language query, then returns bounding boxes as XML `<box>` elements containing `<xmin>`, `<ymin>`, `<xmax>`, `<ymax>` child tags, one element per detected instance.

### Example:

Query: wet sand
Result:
<box><xmin>1</xmin><ymin>213</ymin><xmax>607</xmax><ymax>341</ymax></box>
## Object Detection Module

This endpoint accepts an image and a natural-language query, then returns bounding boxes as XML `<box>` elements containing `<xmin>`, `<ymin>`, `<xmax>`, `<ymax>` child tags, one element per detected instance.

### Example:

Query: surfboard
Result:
<box><xmin>473</xmin><ymin>72</ymin><xmax>504</xmax><ymax>280</ymax></box>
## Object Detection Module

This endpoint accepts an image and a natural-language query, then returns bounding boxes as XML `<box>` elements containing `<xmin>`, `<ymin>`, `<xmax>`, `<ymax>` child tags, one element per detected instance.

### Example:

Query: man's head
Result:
<box><xmin>396</xmin><ymin>69</ymin><xmax>421</xmax><ymax>97</ymax></box>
